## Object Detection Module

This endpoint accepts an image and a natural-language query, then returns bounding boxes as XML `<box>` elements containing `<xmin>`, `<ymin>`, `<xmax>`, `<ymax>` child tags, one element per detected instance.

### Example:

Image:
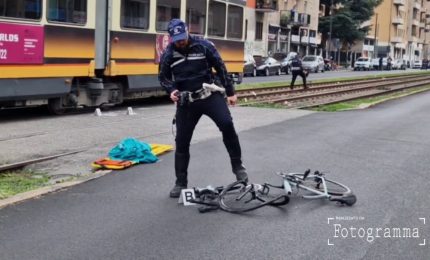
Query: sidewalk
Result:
<box><xmin>0</xmin><ymin>104</ymin><xmax>314</xmax><ymax>181</ymax></box>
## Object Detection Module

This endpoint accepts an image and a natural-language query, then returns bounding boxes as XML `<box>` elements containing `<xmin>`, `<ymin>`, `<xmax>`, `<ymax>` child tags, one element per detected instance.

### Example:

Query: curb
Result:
<box><xmin>0</xmin><ymin>170</ymin><xmax>112</xmax><ymax>209</ymax></box>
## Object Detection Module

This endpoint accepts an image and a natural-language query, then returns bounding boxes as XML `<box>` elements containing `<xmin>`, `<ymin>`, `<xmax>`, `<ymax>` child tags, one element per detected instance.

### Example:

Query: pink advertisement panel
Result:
<box><xmin>0</xmin><ymin>22</ymin><xmax>44</xmax><ymax>64</ymax></box>
<box><xmin>155</xmin><ymin>34</ymin><xmax>171</xmax><ymax>64</ymax></box>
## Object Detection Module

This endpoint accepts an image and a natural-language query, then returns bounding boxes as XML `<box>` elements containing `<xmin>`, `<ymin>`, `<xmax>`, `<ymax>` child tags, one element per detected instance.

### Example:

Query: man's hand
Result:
<box><xmin>170</xmin><ymin>90</ymin><xmax>179</xmax><ymax>102</ymax></box>
<box><xmin>227</xmin><ymin>95</ymin><xmax>237</xmax><ymax>106</ymax></box>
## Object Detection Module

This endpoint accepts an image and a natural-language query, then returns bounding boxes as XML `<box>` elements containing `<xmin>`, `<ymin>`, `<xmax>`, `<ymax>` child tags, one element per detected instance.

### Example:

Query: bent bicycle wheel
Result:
<box><xmin>219</xmin><ymin>181</ymin><xmax>287</xmax><ymax>213</ymax></box>
<box><xmin>293</xmin><ymin>174</ymin><xmax>352</xmax><ymax>196</ymax></box>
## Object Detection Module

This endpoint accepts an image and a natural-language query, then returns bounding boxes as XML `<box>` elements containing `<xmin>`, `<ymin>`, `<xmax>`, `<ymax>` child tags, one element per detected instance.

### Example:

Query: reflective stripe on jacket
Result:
<box><xmin>158</xmin><ymin>35</ymin><xmax>234</xmax><ymax>96</ymax></box>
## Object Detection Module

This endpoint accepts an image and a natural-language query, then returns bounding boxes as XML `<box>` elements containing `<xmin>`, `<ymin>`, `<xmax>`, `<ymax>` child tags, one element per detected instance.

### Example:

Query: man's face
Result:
<box><xmin>174</xmin><ymin>38</ymin><xmax>189</xmax><ymax>50</ymax></box>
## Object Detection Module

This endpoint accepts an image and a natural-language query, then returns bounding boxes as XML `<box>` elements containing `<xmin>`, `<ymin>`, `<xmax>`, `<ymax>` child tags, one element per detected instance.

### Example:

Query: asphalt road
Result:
<box><xmin>242</xmin><ymin>68</ymin><xmax>427</xmax><ymax>84</ymax></box>
<box><xmin>1</xmin><ymin>89</ymin><xmax>430</xmax><ymax>259</ymax></box>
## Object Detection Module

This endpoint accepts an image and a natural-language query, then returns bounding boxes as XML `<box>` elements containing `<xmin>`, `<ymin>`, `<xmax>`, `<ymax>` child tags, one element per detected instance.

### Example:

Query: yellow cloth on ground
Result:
<box><xmin>92</xmin><ymin>144</ymin><xmax>173</xmax><ymax>170</ymax></box>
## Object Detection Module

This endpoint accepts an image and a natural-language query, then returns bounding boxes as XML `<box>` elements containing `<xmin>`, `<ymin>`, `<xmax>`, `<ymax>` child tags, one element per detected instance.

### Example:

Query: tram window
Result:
<box><xmin>121</xmin><ymin>0</ymin><xmax>150</xmax><ymax>30</ymax></box>
<box><xmin>186</xmin><ymin>0</ymin><xmax>206</xmax><ymax>35</ymax></box>
<box><xmin>208</xmin><ymin>1</ymin><xmax>226</xmax><ymax>37</ymax></box>
<box><xmin>227</xmin><ymin>5</ymin><xmax>243</xmax><ymax>39</ymax></box>
<box><xmin>0</xmin><ymin>0</ymin><xmax>42</xmax><ymax>20</ymax></box>
<box><xmin>47</xmin><ymin>0</ymin><xmax>87</xmax><ymax>24</ymax></box>
<box><xmin>156</xmin><ymin>0</ymin><xmax>180</xmax><ymax>31</ymax></box>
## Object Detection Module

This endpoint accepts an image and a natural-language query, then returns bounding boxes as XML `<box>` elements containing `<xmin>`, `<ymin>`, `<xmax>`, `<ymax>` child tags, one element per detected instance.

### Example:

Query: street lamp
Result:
<box><xmin>374</xmin><ymin>13</ymin><xmax>378</xmax><ymax>59</ymax></box>
<box><xmin>328</xmin><ymin>0</ymin><xmax>333</xmax><ymax>59</ymax></box>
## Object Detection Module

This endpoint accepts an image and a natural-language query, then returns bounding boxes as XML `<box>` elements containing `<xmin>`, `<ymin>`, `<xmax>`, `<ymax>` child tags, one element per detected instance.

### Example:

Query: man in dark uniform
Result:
<box><xmin>290</xmin><ymin>54</ymin><xmax>308</xmax><ymax>90</ymax></box>
<box><xmin>158</xmin><ymin>19</ymin><xmax>248</xmax><ymax>198</ymax></box>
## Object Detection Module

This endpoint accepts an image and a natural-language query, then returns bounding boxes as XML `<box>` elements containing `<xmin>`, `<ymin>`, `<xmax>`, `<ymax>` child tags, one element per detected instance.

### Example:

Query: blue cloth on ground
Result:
<box><xmin>108</xmin><ymin>138</ymin><xmax>158</xmax><ymax>163</ymax></box>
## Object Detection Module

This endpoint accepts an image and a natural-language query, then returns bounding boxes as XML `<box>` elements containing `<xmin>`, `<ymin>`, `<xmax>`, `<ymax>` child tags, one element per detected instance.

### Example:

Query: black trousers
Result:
<box><xmin>174</xmin><ymin>93</ymin><xmax>242</xmax><ymax>185</ymax></box>
<box><xmin>291</xmin><ymin>70</ymin><xmax>307</xmax><ymax>88</ymax></box>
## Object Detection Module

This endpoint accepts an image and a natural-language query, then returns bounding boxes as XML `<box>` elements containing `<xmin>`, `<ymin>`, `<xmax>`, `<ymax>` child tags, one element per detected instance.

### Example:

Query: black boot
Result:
<box><xmin>170</xmin><ymin>152</ymin><xmax>190</xmax><ymax>198</ymax></box>
<box><xmin>231</xmin><ymin>157</ymin><xmax>248</xmax><ymax>182</ymax></box>
<box><xmin>222</xmin><ymin>128</ymin><xmax>249</xmax><ymax>182</ymax></box>
<box><xmin>169</xmin><ymin>184</ymin><xmax>186</xmax><ymax>198</ymax></box>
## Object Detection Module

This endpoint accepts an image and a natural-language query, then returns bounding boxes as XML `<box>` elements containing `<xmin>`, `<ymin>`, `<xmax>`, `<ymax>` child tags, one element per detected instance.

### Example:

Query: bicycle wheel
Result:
<box><xmin>219</xmin><ymin>181</ymin><xmax>286</xmax><ymax>213</ymax></box>
<box><xmin>292</xmin><ymin>174</ymin><xmax>352</xmax><ymax>196</ymax></box>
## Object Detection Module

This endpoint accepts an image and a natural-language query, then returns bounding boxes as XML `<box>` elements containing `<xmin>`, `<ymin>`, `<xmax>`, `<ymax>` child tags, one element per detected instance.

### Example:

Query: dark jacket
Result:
<box><xmin>290</xmin><ymin>57</ymin><xmax>303</xmax><ymax>71</ymax></box>
<box><xmin>158</xmin><ymin>35</ymin><xmax>234</xmax><ymax>96</ymax></box>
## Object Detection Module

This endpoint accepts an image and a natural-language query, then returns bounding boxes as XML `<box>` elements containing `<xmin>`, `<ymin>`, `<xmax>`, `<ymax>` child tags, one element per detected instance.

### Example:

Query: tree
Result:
<box><xmin>319</xmin><ymin>0</ymin><xmax>382</xmax><ymax>52</ymax></box>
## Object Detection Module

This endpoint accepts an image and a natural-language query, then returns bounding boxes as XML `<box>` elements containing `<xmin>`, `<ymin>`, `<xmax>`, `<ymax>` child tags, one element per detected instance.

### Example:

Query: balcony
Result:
<box><xmin>409</xmin><ymin>36</ymin><xmax>419</xmax><ymax>42</ymax></box>
<box><xmin>397</xmin><ymin>24</ymin><xmax>405</xmax><ymax>30</ymax></box>
<box><xmin>310</xmin><ymin>34</ymin><xmax>321</xmax><ymax>45</ymax></box>
<box><xmin>280</xmin><ymin>10</ymin><xmax>311</xmax><ymax>28</ymax></box>
<box><xmin>395</xmin><ymin>43</ymin><xmax>406</xmax><ymax>49</ymax></box>
<box><xmin>309</xmin><ymin>37</ymin><xmax>318</xmax><ymax>45</ymax></box>
<box><xmin>391</xmin><ymin>36</ymin><xmax>403</xmax><ymax>43</ymax></box>
<box><xmin>412</xmin><ymin>19</ymin><xmax>420</xmax><ymax>26</ymax></box>
<box><xmin>289</xmin><ymin>12</ymin><xmax>310</xmax><ymax>26</ymax></box>
<box><xmin>291</xmin><ymin>34</ymin><xmax>300</xmax><ymax>43</ymax></box>
<box><xmin>360</xmin><ymin>20</ymin><xmax>372</xmax><ymax>28</ymax></box>
<box><xmin>256</xmin><ymin>0</ymin><xmax>277</xmax><ymax>12</ymax></box>
<box><xmin>398</xmin><ymin>5</ymin><xmax>406</xmax><ymax>12</ymax></box>
<box><xmin>363</xmin><ymin>45</ymin><xmax>374</xmax><ymax>52</ymax></box>
<box><xmin>393</xmin><ymin>0</ymin><xmax>405</xmax><ymax>5</ymax></box>
<box><xmin>413</xmin><ymin>1</ymin><xmax>421</xmax><ymax>10</ymax></box>
<box><xmin>301</xmin><ymin>36</ymin><xmax>309</xmax><ymax>44</ymax></box>
<box><xmin>392</xmin><ymin>17</ymin><xmax>404</xmax><ymax>25</ymax></box>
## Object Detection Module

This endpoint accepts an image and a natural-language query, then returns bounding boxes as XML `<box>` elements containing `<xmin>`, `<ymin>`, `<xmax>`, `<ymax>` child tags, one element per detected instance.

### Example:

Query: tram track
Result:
<box><xmin>237</xmin><ymin>74</ymin><xmax>430</xmax><ymax>108</ymax></box>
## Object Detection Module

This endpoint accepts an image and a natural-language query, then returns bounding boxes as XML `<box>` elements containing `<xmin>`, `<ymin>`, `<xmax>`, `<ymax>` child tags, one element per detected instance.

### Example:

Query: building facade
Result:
<box><xmin>244</xmin><ymin>0</ymin><xmax>321</xmax><ymax>58</ymax></box>
<box><xmin>353</xmin><ymin>0</ymin><xmax>430</xmax><ymax>65</ymax></box>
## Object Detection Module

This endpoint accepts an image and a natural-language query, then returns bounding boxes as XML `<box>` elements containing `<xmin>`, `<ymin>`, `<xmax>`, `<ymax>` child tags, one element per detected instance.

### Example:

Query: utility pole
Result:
<box><xmin>328</xmin><ymin>0</ymin><xmax>333</xmax><ymax>59</ymax></box>
<box><xmin>374</xmin><ymin>13</ymin><xmax>378</xmax><ymax>58</ymax></box>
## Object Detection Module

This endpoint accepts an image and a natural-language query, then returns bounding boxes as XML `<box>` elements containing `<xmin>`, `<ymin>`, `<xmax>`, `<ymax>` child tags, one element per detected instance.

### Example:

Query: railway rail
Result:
<box><xmin>237</xmin><ymin>73</ymin><xmax>430</xmax><ymax>108</ymax></box>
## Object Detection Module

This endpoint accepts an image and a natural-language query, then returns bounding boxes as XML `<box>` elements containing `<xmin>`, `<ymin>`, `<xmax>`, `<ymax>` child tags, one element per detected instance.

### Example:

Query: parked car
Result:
<box><xmin>255</xmin><ymin>56</ymin><xmax>282</xmax><ymax>76</ymax></box>
<box><xmin>371</xmin><ymin>58</ymin><xmax>387</xmax><ymax>70</ymax></box>
<box><xmin>243</xmin><ymin>54</ymin><xmax>256</xmax><ymax>77</ymax></box>
<box><xmin>413</xmin><ymin>60</ymin><xmax>422</xmax><ymax>69</ymax></box>
<box><xmin>272</xmin><ymin>52</ymin><xmax>288</xmax><ymax>62</ymax></box>
<box><xmin>301</xmin><ymin>55</ymin><xmax>325</xmax><ymax>73</ymax></box>
<box><xmin>392</xmin><ymin>59</ymin><xmax>406</xmax><ymax>70</ymax></box>
<box><xmin>279</xmin><ymin>52</ymin><xmax>297</xmax><ymax>74</ymax></box>
<box><xmin>354</xmin><ymin>57</ymin><xmax>371</xmax><ymax>71</ymax></box>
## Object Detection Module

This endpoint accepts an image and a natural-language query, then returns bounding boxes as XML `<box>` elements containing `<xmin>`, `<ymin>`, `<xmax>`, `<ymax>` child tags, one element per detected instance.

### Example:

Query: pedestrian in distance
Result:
<box><xmin>158</xmin><ymin>19</ymin><xmax>248</xmax><ymax>198</ymax></box>
<box><xmin>290</xmin><ymin>54</ymin><xmax>308</xmax><ymax>90</ymax></box>
<box><xmin>387</xmin><ymin>56</ymin><xmax>392</xmax><ymax>71</ymax></box>
<box><xmin>379</xmin><ymin>56</ymin><xmax>383</xmax><ymax>71</ymax></box>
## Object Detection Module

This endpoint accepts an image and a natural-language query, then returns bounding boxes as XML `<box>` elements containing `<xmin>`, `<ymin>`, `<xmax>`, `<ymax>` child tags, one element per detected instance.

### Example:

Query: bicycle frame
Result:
<box><xmin>283</xmin><ymin>174</ymin><xmax>332</xmax><ymax>200</ymax></box>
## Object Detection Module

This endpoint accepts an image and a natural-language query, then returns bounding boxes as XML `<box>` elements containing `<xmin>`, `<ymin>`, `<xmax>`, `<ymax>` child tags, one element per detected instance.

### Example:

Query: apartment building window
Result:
<box><xmin>412</xmin><ymin>26</ymin><xmax>417</xmax><ymax>36</ymax></box>
<box><xmin>255</xmin><ymin>21</ymin><xmax>263</xmax><ymax>40</ymax></box>
<box><xmin>186</xmin><ymin>0</ymin><xmax>206</xmax><ymax>35</ymax></box>
<box><xmin>396</xmin><ymin>29</ymin><xmax>404</xmax><ymax>37</ymax></box>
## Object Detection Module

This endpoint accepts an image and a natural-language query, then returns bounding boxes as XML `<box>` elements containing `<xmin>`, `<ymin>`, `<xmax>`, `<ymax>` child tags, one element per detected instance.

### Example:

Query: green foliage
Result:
<box><xmin>0</xmin><ymin>171</ymin><xmax>49</xmax><ymax>199</ymax></box>
<box><xmin>319</xmin><ymin>0</ymin><xmax>383</xmax><ymax>46</ymax></box>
